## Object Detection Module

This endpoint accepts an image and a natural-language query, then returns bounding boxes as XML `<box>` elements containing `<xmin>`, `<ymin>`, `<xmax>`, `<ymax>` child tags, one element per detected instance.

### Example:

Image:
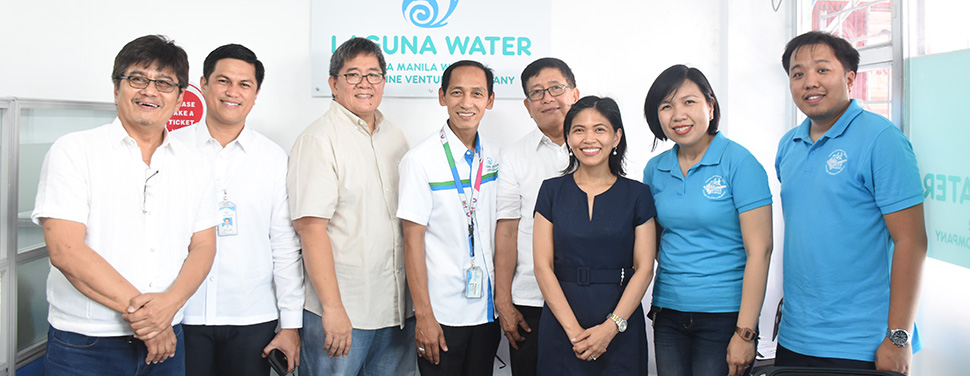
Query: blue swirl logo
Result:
<box><xmin>402</xmin><ymin>0</ymin><xmax>459</xmax><ymax>28</ymax></box>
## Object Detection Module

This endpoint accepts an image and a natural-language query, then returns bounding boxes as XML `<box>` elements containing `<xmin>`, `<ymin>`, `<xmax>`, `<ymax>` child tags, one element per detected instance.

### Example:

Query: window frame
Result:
<box><xmin>794</xmin><ymin>0</ymin><xmax>905</xmax><ymax>131</ymax></box>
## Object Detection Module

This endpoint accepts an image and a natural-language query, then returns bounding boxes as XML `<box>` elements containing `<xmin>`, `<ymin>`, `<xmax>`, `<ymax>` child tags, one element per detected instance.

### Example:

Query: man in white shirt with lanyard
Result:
<box><xmin>494</xmin><ymin>58</ymin><xmax>580</xmax><ymax>376</ymax></box>
<box><xmin>33</xmin><ymin>35</ymin><xmax>217</xmax><ymax>374</ymax></box>
<box><xmin>171</xmin><ymin>44</ymin><xmax>304</xmax><ymax>375</ymax></box>
<box><xmin>288</xmin><ymin>37</ymin><xmax>414</xmax><ymax>375</ymax></box>
<box><xmin>398</xmin><ymin>60</ymin><xmax>501</xmax><ymax>376</ymax></box>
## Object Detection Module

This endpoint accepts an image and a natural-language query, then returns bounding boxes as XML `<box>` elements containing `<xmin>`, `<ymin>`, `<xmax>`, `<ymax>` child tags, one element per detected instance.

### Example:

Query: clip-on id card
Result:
<box><xmin>218</xmin><ymin>200</ymin><xmax>237</xmax><ymax>236</ymax></box>
<box><xmin>465</xmin><ymin>265</ymin><xmax>483</xmax><ymax>299</ymax></box>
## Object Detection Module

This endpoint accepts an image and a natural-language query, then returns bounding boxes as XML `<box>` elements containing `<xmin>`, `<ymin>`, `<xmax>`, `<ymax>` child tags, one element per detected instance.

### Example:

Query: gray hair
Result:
<box><xmin>329</xmin><ymin>37</ymin><xmax>387</xmax><ymax>76</ymax></box>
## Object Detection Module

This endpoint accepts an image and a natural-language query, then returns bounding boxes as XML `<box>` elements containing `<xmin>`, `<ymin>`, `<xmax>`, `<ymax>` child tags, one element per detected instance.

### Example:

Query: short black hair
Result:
<box><xmin>203</xmin><ymin>44</ymin><xmax>265</xmax><ymax>89</ymax></box>
<box><xmin>781</xmin><ymin>31</ymin><xmax>860</xmax><ymax>74</ymax></box>
<box><xmin>643</xmin><ymin>64</ymin><xmax>720</xmax><ymax>151</ymax></box>
<box><xmin>441</xmin><ymin>60</ymin><xmax>494</xmax><ymax>95</ymax></box>
<box><xmin>520</xmin><ymin>57</ymin><xmax>576</xmax><ymax>96</ymax></box>
<box><xmin>330</xmin><ymin>37</ymin><xmax>387</xmax><ymax>76</ymax></box>
<box><xmin>563</xmin><ymin>96</ymin><xmax>627</xmax><ymax>177</ymax></box>
<box><xmin>112</xmin><ymin>35</ymin><xmax>189</xmax><ymax>92</ymax></box>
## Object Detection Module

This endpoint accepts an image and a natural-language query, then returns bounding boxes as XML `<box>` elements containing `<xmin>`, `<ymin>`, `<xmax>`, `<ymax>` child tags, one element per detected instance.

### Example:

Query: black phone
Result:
<box><xmin>268</xmin><ymin>349</ymin><xmax>289</xmax><ymax>375</ymax></box>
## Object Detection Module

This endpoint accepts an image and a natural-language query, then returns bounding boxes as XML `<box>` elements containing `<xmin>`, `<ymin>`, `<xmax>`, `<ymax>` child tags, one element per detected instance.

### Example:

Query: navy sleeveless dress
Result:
<box><xmin>534</xmin><ymin>174</ymin><xmax>655</xmax><ymax>375</ymax></box>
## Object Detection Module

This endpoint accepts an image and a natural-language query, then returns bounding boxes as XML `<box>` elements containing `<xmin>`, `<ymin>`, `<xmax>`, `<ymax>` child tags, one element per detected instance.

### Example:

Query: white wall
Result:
<box><xmin>1</xmin><ymin>0</ymin><xmax>795</xmax><ymax>374</ymax></box>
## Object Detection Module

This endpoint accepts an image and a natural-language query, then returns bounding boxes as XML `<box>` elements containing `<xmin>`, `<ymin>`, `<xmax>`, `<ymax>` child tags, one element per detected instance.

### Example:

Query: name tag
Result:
<box><xmin>465</xmin><ymin>266</ymin><xmax>483</xmax><ymax>299</ymax></box>
<box><xmin>218</xmin><ymin>200</ymin><xmax>238</xmax><ymax>236</ymax></box>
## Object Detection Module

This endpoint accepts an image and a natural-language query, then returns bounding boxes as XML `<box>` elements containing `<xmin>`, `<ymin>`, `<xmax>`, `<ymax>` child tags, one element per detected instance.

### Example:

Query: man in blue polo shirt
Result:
<box><xmin>774</xmin><ymin>31</ymin><xmax>927</xmax><ymax>374</ymax></box>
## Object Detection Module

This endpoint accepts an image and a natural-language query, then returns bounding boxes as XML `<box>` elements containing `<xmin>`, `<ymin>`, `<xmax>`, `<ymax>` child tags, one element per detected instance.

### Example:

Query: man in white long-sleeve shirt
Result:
<box><xmin>172</xmin><ymin>44</ymin><xmax>304</xmax><ymax>375</ymax></box>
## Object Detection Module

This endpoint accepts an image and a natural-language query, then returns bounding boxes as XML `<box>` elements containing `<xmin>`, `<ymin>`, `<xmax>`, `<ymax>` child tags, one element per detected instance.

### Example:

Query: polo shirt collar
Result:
<box><xmin>656</xmin><ymin>132</ymin><xmax>727</xmax><ymax>175</ymax></box>
<box><xmin>442</xmin><ymin>121</ymin><xmax>480</xmax><ymax>157</ymax></box>
<box><xmin>792</xmin><ymin>99</ymin><xmax>864</xmax><ymax>143</ymax></box>
<box><xmin>193</xmin><ymin>120</ymin><xmax>254</xmax><ymax>152</ymax></box>
<box><xmin>330</xmin><ymin>100</ymin><xmax>385</xmax><ymax>134</ymax></box>
<box><xmin>529</xmin><ymin>128</ymin><xmax>563</xmax><ymax>152</ymax></box>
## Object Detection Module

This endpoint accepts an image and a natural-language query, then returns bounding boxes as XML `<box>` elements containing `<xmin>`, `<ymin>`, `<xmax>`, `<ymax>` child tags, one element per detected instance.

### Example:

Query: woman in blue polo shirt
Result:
<box><xmin>642</xmin><ymin>65</ymin><xmax>773</xmax><ymax>376</ymax></box>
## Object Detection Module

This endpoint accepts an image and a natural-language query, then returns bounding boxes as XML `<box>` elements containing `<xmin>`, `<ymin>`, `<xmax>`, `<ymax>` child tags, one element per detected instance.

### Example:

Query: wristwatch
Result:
<box><xmin>607</xmin><ymin>313</ymin><xmax>627</xmax><ymax>333</ymax></box>
<box><xmin>735</xmin><ymin>327</ymin><xmax>756</xmax><ymax>342</ymax></box>
<box><xmin>887</xmin><ymin>328</ymin><xmax>911</xmax><ymax>347</ymax></box>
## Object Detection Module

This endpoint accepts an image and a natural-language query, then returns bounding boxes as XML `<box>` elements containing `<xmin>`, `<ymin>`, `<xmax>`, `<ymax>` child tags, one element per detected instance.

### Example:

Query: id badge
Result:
<box><xmin>218</xmin><ymin>200</ymin><xmax>238</xmax><ymax>236</ymax></box>
<box><xmin>465</xmin><ymin>265</ymin><xmax>483</xmax><ymax>299</ymax></box>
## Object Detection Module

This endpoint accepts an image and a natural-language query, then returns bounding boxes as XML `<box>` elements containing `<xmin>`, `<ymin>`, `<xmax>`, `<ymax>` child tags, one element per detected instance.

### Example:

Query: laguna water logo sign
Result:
<box><xmin>402</xmin><ymin>0</ymin><xmax>459</xmax><ymax>28</ymax></box>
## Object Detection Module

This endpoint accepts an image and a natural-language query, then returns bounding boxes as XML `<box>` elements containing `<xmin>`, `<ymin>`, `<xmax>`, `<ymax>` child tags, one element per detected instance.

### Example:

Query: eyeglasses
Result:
<box><xmin>335</xmin><ymin>72</ymin><xmax>385</xmax><ymax>85</ymax></box>
<box><xmin>118</xmin><ymin>75</ymin><xmax>180</xmax><ymax>93</ymax></box>
<box><xmin>527</xmin><ymin>84</ymin><xmax>572</xmax><ymax>101</ymax></box>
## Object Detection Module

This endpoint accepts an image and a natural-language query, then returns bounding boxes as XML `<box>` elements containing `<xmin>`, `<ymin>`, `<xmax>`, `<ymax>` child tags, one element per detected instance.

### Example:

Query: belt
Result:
<box><xmin>555</xmin><ymin>266</ymin><xmax>633</xmax><ymax>286</ymax></box>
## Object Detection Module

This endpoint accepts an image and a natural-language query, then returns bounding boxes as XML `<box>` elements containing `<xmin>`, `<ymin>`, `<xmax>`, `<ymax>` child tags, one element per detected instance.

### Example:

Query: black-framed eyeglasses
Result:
<box><xmin>335</xmin><ymin>72</ymin><xmax>385</xmax><ymax>85</ymax></box>
<box><xmin>527</xmin><ymin>84</ymin><xmax>572</xmax><ymax>101</ymax></box>
<box><xmin>118</xmin><ymin>75</ymin><xmax>181</xmax><ymax>93</ymax></box>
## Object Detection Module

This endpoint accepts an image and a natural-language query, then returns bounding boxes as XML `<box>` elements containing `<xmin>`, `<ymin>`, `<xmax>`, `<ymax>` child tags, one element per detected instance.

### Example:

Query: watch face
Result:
<box><xmin>890</xmin><ymin>330</ymin><xmax>909</xmax><ymax>346</ymax></box>
<box><xmin>737</xmin><ymin>328</ymin><xmax>755</xmax><ymax>341</ymax></box>
<box><xmin>618</xmin><ymin>321</ymin><xmax>627</xmax><ymax>332</ymax></box>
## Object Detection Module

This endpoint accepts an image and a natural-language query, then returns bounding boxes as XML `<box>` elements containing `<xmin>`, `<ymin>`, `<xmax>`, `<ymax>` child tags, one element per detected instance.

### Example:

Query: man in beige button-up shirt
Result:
<box><xmin>286</xmin><ymin>37</ymin><xmax>415</xmax><ymax>375</ymax></box>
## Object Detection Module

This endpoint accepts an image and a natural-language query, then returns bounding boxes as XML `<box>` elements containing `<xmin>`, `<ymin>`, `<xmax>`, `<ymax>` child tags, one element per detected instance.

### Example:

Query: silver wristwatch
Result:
<box><xmin>607</xmin><ymin>313</ymin><xmax>627</xmax><ymax>332</ymax></box>
<box><xmin>886</xmin><ymin>328</ymin><xmax>911</xmax><ymax>347</ymax></box>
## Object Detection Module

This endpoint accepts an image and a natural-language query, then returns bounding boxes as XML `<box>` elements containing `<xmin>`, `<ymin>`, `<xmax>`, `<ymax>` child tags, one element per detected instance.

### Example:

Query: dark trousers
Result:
<box><xmin>509</xmin><ymin>305</ymin><xmax>542</xmax><ymax>376</ymax></box>
<box><xmin>651</xmin><ymin>306</ymin><xmax>755</xmax><ymax>376</ymax></box>
<box><xmin>418</xmin><ymin>322</ymin><xmax>500</xmax><ymax>376</ymax></box>
<box><xmin>184</xmin><ymin>320</ymin><xmax>278</xmax><ymax>376</ymax></box>
<box><xmin>775</xmin><ymin>344</ymin><xmax>876</xmax><ymax>369</ymax></box>
<box><xmin>45</xmin><ymin>325</ymin><xmax>185</xmax><ymax>376</ymax></box>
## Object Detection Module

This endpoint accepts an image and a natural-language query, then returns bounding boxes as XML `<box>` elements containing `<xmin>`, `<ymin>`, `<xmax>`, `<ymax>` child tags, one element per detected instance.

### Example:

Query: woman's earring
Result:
<box><xmin>612</xmin><ymin>148</ymin><xmax>617</xmax><ymax>155</ymax></box>
<box><xmin>568</xmin><ymin>148</ymin><xmax>573</xmax><ymax>156</ymax></box>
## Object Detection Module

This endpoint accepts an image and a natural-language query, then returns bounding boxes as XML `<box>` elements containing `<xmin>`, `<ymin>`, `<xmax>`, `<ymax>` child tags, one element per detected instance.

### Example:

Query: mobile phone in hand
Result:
<box><xmin>268</xmin><ymin>349</ymin><xmax>289</xmax><ymax>375</ymax></box>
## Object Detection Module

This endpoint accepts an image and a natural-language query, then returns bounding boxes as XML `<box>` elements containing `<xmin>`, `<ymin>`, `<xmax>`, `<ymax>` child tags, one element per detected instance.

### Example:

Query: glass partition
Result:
<box><xmin>18</xmin><ymin>107</ymin><xmax>116</xmax><ymax>254</ymax></box>
<box><xmin>1</xmin><ymin>101</ymin><xmax>11</xmax><ymax>375</ymax></box>
<box><xmin>16</xmin><ymin>257</ymin><xmax>49</xmax><ymax>352</ymax></box>
<box><xmin>0</xmin><ymin>98</ymin><xmax>116</xmax><ymax>371</ymax></box>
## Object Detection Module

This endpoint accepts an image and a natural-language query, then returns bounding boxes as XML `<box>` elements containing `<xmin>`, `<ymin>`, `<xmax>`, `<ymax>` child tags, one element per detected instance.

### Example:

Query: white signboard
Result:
<box><xmin>311</xmin><ymin>0</ymin><xmax>551</xmax><ymax>99</ymax></box>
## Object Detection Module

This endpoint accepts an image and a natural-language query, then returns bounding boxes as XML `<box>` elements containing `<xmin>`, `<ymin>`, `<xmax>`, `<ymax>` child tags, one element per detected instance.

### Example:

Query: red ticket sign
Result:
<box><xmin>167</xmin><ymin>84</ymin><xmax>205</xmax><ymax>131</ymax></box>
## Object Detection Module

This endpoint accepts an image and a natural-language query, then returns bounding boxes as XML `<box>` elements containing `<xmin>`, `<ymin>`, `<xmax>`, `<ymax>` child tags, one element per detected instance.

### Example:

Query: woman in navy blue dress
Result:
<box><xmin>533</xmin><ymin>96</ymin><xmax>657</xmax><ymax>375</ymax></box>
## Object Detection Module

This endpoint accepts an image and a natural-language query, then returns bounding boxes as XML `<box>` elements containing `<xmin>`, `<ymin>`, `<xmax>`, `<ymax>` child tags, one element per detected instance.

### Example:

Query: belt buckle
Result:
<box><xmin>577</xmin><ymin>267</ymin><xmax>589</xmax><ymax>286</ymax></box>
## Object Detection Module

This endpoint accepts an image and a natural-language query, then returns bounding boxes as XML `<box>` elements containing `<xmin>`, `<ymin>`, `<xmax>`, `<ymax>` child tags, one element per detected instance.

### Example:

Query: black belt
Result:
<box><xmin>555</xmin><ymin>266</ymin><xmax>633</xmax><ymax>286</ymax></box>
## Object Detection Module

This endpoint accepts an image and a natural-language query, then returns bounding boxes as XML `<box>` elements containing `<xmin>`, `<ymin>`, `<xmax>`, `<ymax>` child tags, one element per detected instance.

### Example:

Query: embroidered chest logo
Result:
<box><xmin>703</xmin><ymin>175</ymin><xmax>728</xmax><ymax>199</ymax></box>
<box><xmin>485</xmin><ymin>157</ymin><xmax>499</xmax><ymax>174</ymax></box>
<box><xmin>825</xmin><ymin>149</ymin><xmax>848</xmax><ymax>175</ymax></box>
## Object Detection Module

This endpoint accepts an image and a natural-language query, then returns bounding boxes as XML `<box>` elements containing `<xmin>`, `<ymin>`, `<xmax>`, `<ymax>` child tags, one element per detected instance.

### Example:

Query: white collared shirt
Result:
<box><xmin>32</xmin><ymin>119</ymin><xmax>218</xmax><ymax>337</ymax></box>
<box><xmin>397</xmin><ymin>123</ymin><xmax>501</xmax><ymax>326</ymax></box>
<box><xmin>172</xmin><ymin>123</ymin><xmax>304</xmax><ymax>329</ymax></box>
<box><xmin>496</xmin><ymin>128</ymin><xmax>569</xmax><ymax>307</ymax></box>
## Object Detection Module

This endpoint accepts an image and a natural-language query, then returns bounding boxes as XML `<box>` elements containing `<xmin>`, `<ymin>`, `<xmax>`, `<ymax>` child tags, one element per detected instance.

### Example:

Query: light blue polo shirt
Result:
<box><xmin>643</xmin><ymin>132</ymin><xmax>772</xmax><ymax>312</ymax></box>
<box><xmin>775</xmin><ymin>100</ymin><xmax>923</xmax><ymax>362</ymax></box>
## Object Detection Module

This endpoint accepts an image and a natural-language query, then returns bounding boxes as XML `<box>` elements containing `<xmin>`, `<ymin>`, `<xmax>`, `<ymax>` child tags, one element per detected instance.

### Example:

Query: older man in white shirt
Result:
<box><xmin>494</xmin><ymin>58</ymin><xmax>580</xmax><ymax>376</ymax></box>
<box><xmin>33</xmin><ymin>35</ymin><xmax>217</xmax><ymax>375</ymax></box>
<box><xmin>172</xmin><ymin>44</ymin><xmax>304</xmax><ymax>376</ymax></box>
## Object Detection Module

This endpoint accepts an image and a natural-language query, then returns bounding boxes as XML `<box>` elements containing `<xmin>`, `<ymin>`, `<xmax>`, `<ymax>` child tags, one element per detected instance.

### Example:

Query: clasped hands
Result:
<box><xmin>121</xmin><ymin>292</ymin><xmax>182</xmax><ymax>365</ymax></box>
<box><xmin>569</xmin><ymin>320</ymin><xmax>618</xmax><ymax>362</ymax></box>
